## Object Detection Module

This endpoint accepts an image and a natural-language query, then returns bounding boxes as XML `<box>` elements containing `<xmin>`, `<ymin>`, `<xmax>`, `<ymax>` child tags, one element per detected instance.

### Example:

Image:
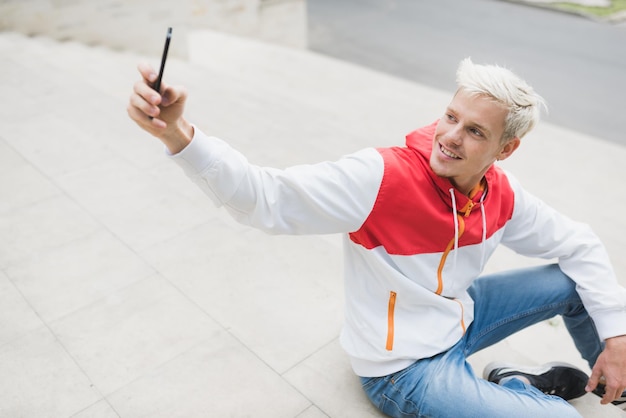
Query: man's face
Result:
<box><xmin>430</xmin><ymin>89</ymin><xmax>519</xmax><ymax>195</ymax></box>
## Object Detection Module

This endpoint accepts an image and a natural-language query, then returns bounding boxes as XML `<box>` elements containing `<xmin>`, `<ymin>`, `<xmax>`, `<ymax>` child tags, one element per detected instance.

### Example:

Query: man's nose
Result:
<box><xmin>444</xmin><ymin>125</ymin><xmax>463</xmax><ymax>146</ymax></box>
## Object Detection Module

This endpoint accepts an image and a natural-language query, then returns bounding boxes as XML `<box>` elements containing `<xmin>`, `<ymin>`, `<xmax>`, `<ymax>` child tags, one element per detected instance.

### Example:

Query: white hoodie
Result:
<box><xmin>171</xmin><ymin>121</ymin><xmax>626</xmax><ymax>377</ymax></box>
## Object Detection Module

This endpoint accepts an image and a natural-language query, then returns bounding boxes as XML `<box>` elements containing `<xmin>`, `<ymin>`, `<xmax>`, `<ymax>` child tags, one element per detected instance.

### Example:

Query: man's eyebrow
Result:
<box><xmin>472</xmin><ymin>122</ymin><xmax>492</xmax><ymax>136</ymax></box>
<box><xmin>447</xmin><ymin>106</ymin><xmax>493</xmax><ymax>137</ymax></box>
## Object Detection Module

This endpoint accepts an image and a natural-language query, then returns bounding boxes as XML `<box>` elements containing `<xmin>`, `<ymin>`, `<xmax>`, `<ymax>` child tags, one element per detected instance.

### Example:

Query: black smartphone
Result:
<box><xmin>153</xmin><ymin>27</ymin><xmax>172</xmax><ymax>93</ymax></box>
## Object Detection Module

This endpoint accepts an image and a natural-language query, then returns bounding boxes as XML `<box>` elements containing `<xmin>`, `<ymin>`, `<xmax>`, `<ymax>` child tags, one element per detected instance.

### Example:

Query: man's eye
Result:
<box><xmin>470</xmin><ymin>128</ymin><xmax>483</xmax><ymax>137</ymax></box>
<box><xmin>446</xmin><ymin>114</ymin><xmax>456</xmax><ymax>122</ymax></box>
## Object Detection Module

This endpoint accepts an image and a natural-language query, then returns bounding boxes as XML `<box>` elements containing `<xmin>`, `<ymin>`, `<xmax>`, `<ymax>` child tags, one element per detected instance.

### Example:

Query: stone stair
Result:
<box><xmin>1</xmin><ymin>30</ymin><xmax>624</xmax><ymax>417</ymax></box>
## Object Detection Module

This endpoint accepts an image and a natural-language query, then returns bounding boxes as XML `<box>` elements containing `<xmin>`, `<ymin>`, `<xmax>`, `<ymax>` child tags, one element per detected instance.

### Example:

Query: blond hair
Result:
<box><xmin>456</xmin><ymin>58</ymin><xmax>547</xmax><ymax>142</ymax></box>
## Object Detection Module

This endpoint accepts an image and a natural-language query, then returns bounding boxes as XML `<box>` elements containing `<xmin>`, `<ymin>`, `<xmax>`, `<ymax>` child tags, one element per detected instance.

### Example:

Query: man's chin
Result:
<box><xmin>429</xmin><ymin>161</ymin><xmax>451</xmax><ymax>179</ymax></box>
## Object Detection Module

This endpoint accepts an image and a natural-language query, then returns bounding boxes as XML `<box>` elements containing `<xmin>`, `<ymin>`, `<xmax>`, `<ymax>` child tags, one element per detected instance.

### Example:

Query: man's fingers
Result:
<box><xmin>587</xmin><ymin>370</ymin><xmax>625</xmax><ymax>404</ymax></box>
<box><xmin>138</xmin><ymin>62</ymin><xmax>158</xmax><ymax>85</ymax></box>
<box><xmin>160</xmin><ymin>83</ymin><xmax>187</xmax><ymax>108</ymax></box>
<box><xmin>602</xmin><ymin>382</ymin><xmax>626</xmax><ymax>404</ymax></box>
<box><xmin>127</xmin><ymin>104</ymin><xmax>167</xmax><ymax>131</ymax></box>
<box><xmin>150</xmin><ymin>117</ymin><xmax>167</xmax><ymax>130</ymax></box>
<box><xmin>601</xmin><ymin>386</ymin><xmax>617</xmax><ymax>405</ymax></box>
<box><xmin>129</xmin><ymin>89</ymin><xmax>158</xmax><ymax>118</ymax></box>
<box><xmin>127</xmin><ymin>97</ymin><xmax>167</xmax><ymax>130</ymax></box>
<box><xmin>133</xmin><ymin>79</ymin><xmax>161</xmax><ymax>106</ymax></box>
<box><xmin>586</xmin><ymin>367</ymin><xmax>602</xmax><ymax>393</ymax></box>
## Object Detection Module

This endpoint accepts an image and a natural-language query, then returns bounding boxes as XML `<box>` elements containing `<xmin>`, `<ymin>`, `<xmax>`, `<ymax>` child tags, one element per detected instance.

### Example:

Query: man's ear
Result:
<box><xmin>497</xmin><ymin>137</ymin><xmax>520</xmax><ymax>161</ymax></box>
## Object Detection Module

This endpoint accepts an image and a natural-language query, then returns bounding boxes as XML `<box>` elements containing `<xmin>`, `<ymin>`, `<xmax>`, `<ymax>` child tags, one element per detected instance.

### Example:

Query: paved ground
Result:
<box><xmin>0</xmin><ymin>29</ymin><xmax>625</xmax><ymax>417</ymax></box>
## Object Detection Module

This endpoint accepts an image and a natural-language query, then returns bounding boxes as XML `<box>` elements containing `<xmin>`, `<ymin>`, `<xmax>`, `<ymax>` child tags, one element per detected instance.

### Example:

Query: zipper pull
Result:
<box><xmin>464</xmin><ymin>201</ymin><xmax>474</xmax><ymax>217</ymax></box>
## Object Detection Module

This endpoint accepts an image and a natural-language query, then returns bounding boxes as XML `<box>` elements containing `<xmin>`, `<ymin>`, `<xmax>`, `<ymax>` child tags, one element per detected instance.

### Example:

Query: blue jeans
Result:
<box><xmin>360</xmin><ymin>264</ymin><xmax>604</xmax><ymax>418</ymax></box>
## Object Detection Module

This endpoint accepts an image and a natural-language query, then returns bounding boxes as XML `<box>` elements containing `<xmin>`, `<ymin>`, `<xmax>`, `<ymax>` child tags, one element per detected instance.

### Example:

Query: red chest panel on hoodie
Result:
<box><xmin>349</xmin><ymin>124</ymin><xmax>515</xmax><ymax>256</ymax></box>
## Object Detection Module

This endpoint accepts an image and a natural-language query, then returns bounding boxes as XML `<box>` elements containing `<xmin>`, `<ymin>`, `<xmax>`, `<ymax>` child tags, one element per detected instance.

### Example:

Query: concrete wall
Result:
<box><xmin>0</xmin><ymin>0</ymin><xmax>307</xmax><ymax>57</ymax></box>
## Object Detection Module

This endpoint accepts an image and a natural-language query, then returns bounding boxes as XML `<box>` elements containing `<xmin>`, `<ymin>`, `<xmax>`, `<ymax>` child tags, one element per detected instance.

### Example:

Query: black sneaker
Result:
<box><xmin>483</xmin><ymin>361</ymin><xmax>589</xmax><ymax>401</ymax></box>
<box><xmin>592</xmin><ymin>383</ymin><xmax>626</xmax><ymax>410</ymax></box>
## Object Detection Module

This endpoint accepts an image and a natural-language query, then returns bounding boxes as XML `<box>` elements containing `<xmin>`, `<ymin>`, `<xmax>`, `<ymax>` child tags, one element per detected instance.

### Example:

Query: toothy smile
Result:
<box><xmin>440</xmin><ymin>145</ymin><xmax>461</xmax><ymax>159</ymax></box>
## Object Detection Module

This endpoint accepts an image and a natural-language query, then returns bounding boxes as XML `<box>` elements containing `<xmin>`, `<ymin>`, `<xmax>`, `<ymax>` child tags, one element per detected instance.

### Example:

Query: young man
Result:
<box><xmin>128</xmin><ymin>58</ymin><xmax>626</xmax><ymax>417</ymax></box>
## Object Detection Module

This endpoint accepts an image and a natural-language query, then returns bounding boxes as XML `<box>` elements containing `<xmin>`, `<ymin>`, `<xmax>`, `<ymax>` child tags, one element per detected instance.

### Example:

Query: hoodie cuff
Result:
<box><xmin>593</xmin><ymin>309</ymin><xmax>626</xmax><ymax>341</ymax></box>
<box><xmin>166</xmin><ymin>126</ymin><xmax>229</xmax><ymax>177</ymax></box>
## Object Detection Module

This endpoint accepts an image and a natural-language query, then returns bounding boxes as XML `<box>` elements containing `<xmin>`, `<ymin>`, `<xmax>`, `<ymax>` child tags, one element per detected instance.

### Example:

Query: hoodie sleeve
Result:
<box><xmin>501</xmin><ymin>172</ymin><xmax>626</xmax><ymax>341</ymax></box>
<box><xmin>169</xmin><ymin>128</ymin><xmax>383</xmax><ymax>235</ymax></box>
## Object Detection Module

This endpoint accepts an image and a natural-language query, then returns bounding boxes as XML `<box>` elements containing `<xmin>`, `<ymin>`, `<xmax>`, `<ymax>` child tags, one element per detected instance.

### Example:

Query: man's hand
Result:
<box><xmin>127</xmin><ymin>62</ymin><xmax>193</xmax><ymax>154</ymax></box>
<box><xmin>586</xmin><ymin>335</ymin><xmax>626</xmax><ymax>405</ymax></box>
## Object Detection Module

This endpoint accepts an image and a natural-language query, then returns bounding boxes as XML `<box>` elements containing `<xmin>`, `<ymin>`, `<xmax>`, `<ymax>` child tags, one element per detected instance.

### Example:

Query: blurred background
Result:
<box><xmin>307</xmin><ymin>0</ymin><xmax>626</xmax><ymax>146</ymax></box>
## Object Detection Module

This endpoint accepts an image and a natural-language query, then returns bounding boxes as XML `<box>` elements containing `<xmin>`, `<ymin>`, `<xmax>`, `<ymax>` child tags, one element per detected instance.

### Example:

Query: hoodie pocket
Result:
<box><xmin>386</xmin><ymin>291</ymin><xmax>397</xmax><ymax>351</ymax></box>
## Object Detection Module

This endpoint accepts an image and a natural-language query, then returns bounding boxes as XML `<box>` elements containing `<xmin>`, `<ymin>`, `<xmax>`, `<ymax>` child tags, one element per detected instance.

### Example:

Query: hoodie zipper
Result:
<box><xmin>454</xmin><ymin>298</ymin><xmax>466</xmax><ymax>333</ymax></box>
<box><xmin>386</xmin><ymin>291</ymin><xmax>397</xmax><ymax>351</ymax></box>
<box><xmin>436</xmin><ymin>185</ymin><xmax>483</xmax><ymax>295</ymax></box>
<box><xmin>434</xmin><ymin>184</ymin><xmax>484</xmax><ymax>336</ymax></box>
<box><xmin>436</xmin><ymin>214</ymin><xmax>465</xmax><ymax>295</ymax></box>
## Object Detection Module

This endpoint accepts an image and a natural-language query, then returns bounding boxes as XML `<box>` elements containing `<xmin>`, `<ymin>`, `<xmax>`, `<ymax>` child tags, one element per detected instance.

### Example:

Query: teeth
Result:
<box><xmin>440</xmin><ymin>145</ymin><xmax>460</xmax><ymax>159</ymax></box>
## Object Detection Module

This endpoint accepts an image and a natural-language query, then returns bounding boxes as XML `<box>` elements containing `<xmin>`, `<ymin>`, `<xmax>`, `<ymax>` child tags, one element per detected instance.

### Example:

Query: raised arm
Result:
<box><xmin>127</xmin><ymin>63</ymin><xmax>384</xmax><ymax>236</ymax></box>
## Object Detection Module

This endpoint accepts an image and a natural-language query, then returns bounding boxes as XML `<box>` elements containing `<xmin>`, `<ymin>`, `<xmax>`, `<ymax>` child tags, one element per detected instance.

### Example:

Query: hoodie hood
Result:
<box><xmin>350</xmin><ymin>120</ymin><xmax>514</xmax><ymax>258</ymax></box>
